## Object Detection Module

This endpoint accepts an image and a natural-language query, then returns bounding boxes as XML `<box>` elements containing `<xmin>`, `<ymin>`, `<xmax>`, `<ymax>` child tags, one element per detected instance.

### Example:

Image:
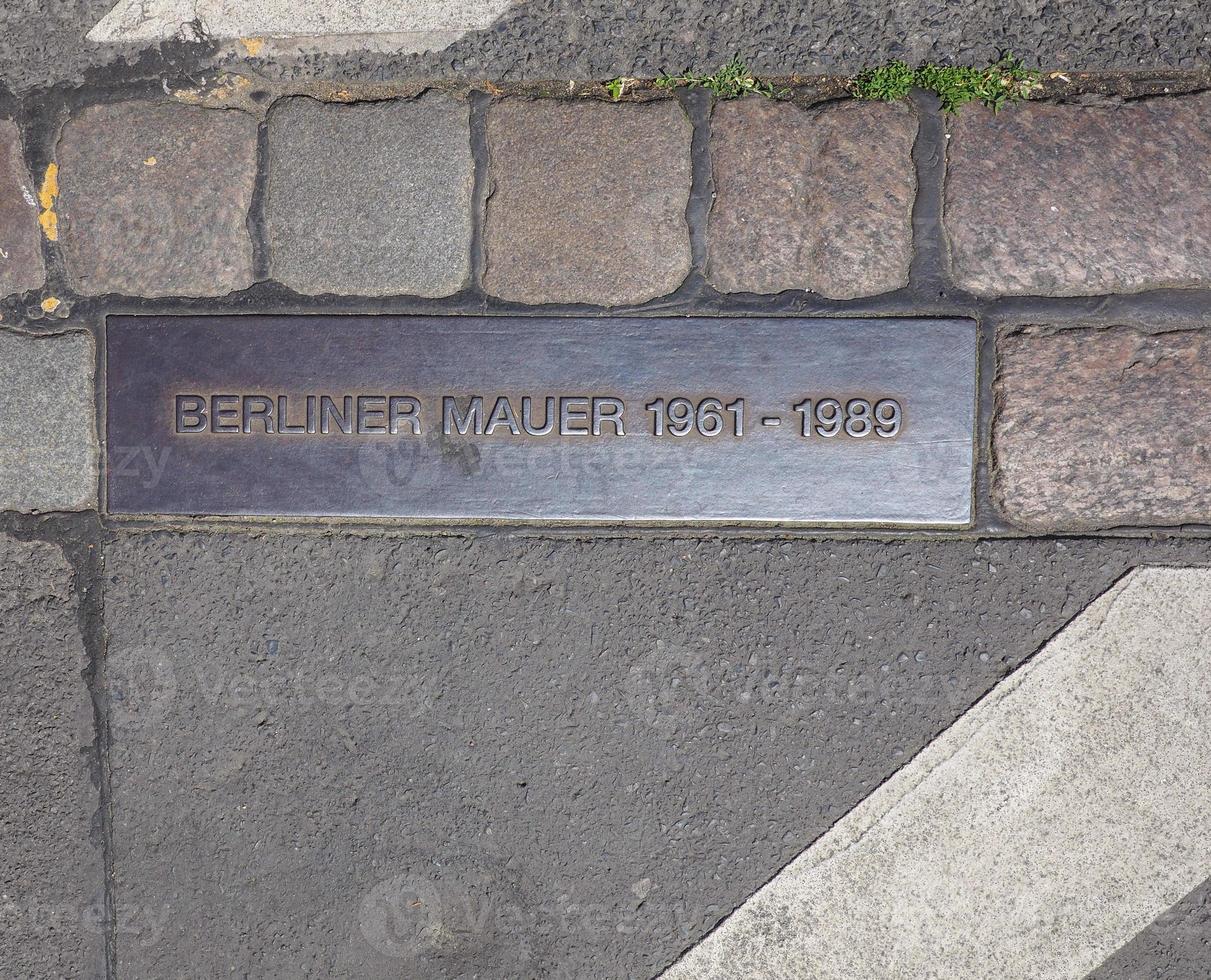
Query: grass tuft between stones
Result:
<box><xmin>652</xmin><ymin>55</ymin><xmax>786</xmax><ymax>99</ymax></box>
<box><xmin>603</xmin><ymin>53</ymin><xmax>1042</xmax><ymax>112</ymax></box>
<box><xmin>851</xmin><ymin>54</ymin><xmax>1043</xmax><ymax>112</ymax></box>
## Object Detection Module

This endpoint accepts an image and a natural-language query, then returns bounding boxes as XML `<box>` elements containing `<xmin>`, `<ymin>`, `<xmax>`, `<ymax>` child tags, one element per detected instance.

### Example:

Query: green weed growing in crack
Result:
<box><xmin>917</xmin><ymin>54</ymin><xmax>1044</xmax><ymax>111</ymax></box>
<box><xmin>851</xmin><ymin>54</ymin><xmax>1043</xmax><ymax>112</ymax></box>
<box><xmin>849</xmin><ymin>59</ymin><xmax>916</xmax><ymax>102</ymax></box>
<box><xmin>655</xmin><ymin>55</ymin><xmax>784</xmax><ymax>99</ymax></box>
<box><xmin>603</xmin><ymin>76</ymin><xmax>636</xmax><ymax>101</ymax></box>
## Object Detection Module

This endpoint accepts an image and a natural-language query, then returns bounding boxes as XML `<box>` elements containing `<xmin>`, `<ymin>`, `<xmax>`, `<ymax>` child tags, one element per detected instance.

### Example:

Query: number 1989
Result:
<box><xmin>792</xmin><ymin>398</ymin><xmax>902</xmax><ymax>438</ymax></box>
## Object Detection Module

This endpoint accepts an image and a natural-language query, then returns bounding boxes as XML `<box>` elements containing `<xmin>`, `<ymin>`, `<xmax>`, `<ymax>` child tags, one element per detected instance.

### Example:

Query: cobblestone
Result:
<box><xmin>0</xmin><ymin>118</ymin><xmax>43</xmax><ymax>298</ymax></box>
<box><xmin>2</xmin><ymin>59</ymin><xmax>1211</xmax><ymax>980</ymax></box>
<box><xmin>946</xmin><ymin>95</ymin><xmax>1211</xmax><ymax>296</ymax></box>
<box><xmin>0</xmin><ymin>329</ymin><xmax>96</xmax><ymax>512</ymax></box>
<box><xmin>57</xmin><ymin>102</ymin><xmax>258</xmax><ymax>297</ymax></box>
<box><xmin>266</xmin><ymin>94</ymin><xmax>474</xmax><ymax>297</ymax></box>
<box><xmin>708</xmin><ymin>98</ymin><xmax>917</xmax><ymax>299</ymax></box>
<box><xmin>483</xmin><ymin>99</ymin><xmax>692</xmax><ymax>306</ymax></box>
<box><xmin>994</xmin><ymin>324</ymin><xmax>1211</xmax><ymax>531</ymax></box>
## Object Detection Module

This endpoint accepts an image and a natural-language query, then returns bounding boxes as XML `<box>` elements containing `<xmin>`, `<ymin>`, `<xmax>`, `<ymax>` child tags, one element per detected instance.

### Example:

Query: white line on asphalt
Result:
<box><xmin>87</xmin><ymin>0</ymin><xmax>516</xmax><ymax>47</ymax></box>
<box><xmin>663</xmin><ymin>567</ymin><xmax>1211</xmax><ymax>980</ymax></box>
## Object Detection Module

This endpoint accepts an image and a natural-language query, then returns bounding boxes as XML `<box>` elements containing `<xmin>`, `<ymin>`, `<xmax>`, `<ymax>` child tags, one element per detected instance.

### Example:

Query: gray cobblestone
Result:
<box><xmin>0</xmin><ymin>329</ymin><xmax>97</xmax><ymax>512</ymax></box>
<box><xmin>266</xmin><ymin>94</ymin><xmax>474</xmax><ymax>297</ymax></box>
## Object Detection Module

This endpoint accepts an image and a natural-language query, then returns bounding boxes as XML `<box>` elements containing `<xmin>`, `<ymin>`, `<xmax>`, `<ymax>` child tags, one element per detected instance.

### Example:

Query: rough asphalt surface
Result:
<box><xmin>1</xmin><ymin>534</ymin><xmax>102</xmax><ymax>978</ymax></box>
<box><xmin>1091</xmin><ymin>876</ymin><xmax>1211</xmax><ymax>979</ymax></box>
<box><xmin>100</xmin><ymin>530</ymin><xmax>1211</xmax><ymax>978</ymax></box>
<box><xmin>3</xmin><ymin>0</ymin><xmax>1211</xmax><ymax>93</ymax></box>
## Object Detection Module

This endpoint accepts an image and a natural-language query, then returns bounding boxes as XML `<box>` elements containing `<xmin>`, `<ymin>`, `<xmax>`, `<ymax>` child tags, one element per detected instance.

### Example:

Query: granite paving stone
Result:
<box><xmin>266</xmin><ymin>94</ymin><xmax>474</xmax><ymax>297</ymax></box>
<box><xmin>994</xmin><ymin>324</ymin><xmax>1211</xmax><ymax>531</ymax></box>
<box><xmin>0</xmin><ymin>329</ymin><xmax>97</xmax><ymax>512</ymax></box>
<box><xmin>0</xmin><ymin>118</ymin><xmax>44</xmax><ymax>298</ymax></box>
<box><xmin>56</xmin><ymin>102</ymin><xmax>258</xmax><ymax>297</ymax></box>
<box><xmin>0</xmin><ymin>534</ymin><xmax>102</xmax><ymax>979</ymax></box>
<box><xmin>946</xmin><ymin>95</ymin><xmax>1211</xmax><ymax>296</ymax></box>
<box><xmin>104</xmin><ymin>531</ymin><xmax>1211</xmax><ymax>979</ymax></box>
<box><xmin>708</xmin><ymin>98</ymin><xmax>917</xmax><ymax>299</ymax></box>
<box><xmin>483</xmin><ymin>99</ymin><xmax>692</xmax><ymax>306</ymax></box>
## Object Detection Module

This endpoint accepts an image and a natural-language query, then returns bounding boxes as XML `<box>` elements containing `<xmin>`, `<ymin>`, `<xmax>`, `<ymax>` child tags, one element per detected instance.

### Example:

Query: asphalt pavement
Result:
<box><xmin>3</xmin><ymin>0</ymin><xmax>1210</xmax><ymax>93</ymax></box>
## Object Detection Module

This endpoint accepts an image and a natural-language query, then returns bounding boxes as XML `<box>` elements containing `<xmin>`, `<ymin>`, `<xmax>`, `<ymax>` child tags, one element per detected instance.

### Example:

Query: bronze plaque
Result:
<box><xmin>105</xmin><ymin>315</ymin><xmax>976</xmax><ymax>524</ymax></box>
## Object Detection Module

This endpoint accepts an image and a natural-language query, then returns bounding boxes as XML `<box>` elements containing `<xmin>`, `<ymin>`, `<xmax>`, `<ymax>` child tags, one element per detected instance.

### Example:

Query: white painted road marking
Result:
<box><xmin>87</xmin><ymin>0</ymin><xmax>516</xmax><ymax>47</ymax></box>
<box><xmin>663</xmin><ymin>567</ymin><xmax>1211</xmax><ymax>980</ymax></box>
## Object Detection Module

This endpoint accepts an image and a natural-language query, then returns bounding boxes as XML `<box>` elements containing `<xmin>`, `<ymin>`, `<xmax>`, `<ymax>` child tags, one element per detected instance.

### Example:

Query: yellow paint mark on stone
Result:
<box><xmin>144</xmin><ymin>156</ymin><xmax>157</xmax><ymax>166</ymax></box>
<box><xmin>238</xmin><ymin>37</ymin><xmax>265</xmax><ymax>56</ymax></box>
<box><xmin>171</xmin><ymin>72</ymin><xmax>254</xmax><ymax>107</ymax></box>
<box><xmin>38</xmin><ymin>163</ymin><xmax>57</xmax><ymax>210</ymax></box>
<box><xmin>41</xmin><ymin>297</ymin><xmax>61</xmax><ymax>314</ymax></box>
<box><xmin>37</xmin><ymin>163</ymin><xmax>59</xmax><ymax>242</ymax></box>
<box><xmin>38</xmin><ymin>206</ymin><xmax>58</xmax><ymax>240</ymax></box>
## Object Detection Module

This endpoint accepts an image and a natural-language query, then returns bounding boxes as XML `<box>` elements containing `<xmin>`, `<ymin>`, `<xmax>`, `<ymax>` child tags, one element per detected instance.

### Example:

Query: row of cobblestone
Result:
<box><xmin>3</xmin><ymin>90</ymin><xmax>1211</xmax><ymax>533</ymax></box>
<box><xmin>4</xmin><ymin>91</ymin><xmax>1211</xmax><ymax>304</ymax></box>
<box><xmin>5</xmin><ymin>316</ymin><xmax>1210</xmax><ymax>534</ymax></box>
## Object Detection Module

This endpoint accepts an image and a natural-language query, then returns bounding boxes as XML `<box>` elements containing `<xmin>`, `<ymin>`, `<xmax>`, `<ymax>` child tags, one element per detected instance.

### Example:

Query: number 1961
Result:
<box><xmin>645</xmin><ymin>397</ymin><xmax>744</xmax><ymax>436</ymax></box>
<box><xmin>792</xmin><ymin>398</ymin><xmax>902</xmax><ymax>438</ymax></box>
